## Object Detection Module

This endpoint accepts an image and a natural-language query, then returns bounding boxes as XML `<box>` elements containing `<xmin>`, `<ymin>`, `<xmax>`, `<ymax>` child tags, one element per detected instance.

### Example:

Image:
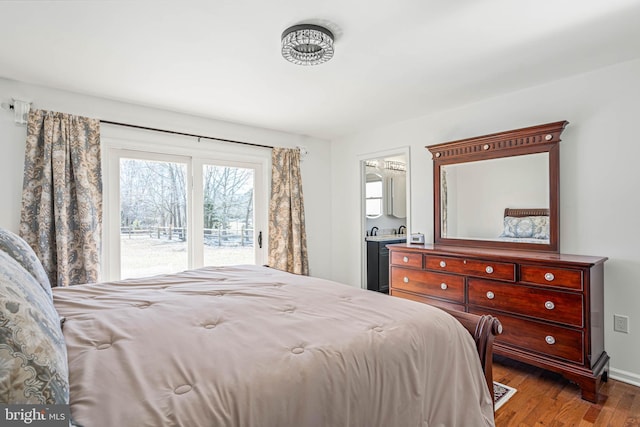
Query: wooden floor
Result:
<box><xmin>493</xmin><ymin>356</ymin><xmax>640</xmax><ymax>426</ymax></box>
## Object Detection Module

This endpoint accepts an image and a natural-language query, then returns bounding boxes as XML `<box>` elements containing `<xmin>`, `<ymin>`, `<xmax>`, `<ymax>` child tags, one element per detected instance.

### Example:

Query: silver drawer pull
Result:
<box><xmin>403</xmin><ymin>277</ymin><xmax>409</xmax><ymax>283</ymax></box>
<box><xmin>544</xmin><ymin>272</ymin><xmax>555</xmax><ymax>281</ymax></box>
<box><xmin>403</xmin><ymin>256</ymin><xmax>409</xmax><ymax>263</ymax></box>
<box><xmin>545</xmin><ymin>301</ymin><xmax>555</xmax><ymax>310</ymax></box>
<box><xmin>440</xmin><ymin>283</ymin><xmax>448</xmax><ymax>290</ymax></box>
<box><xmin>545</xmin><ymin>335</ymin><xmax>556</xmax><ymax>345</ymax></box>
<box><xmin>485</xmin><ymin>266</ymin><xmax>494</xmax><ymax>274</ymax></box>
<box><xmin>486</xmin><ymin>291</ymin><xmax>495</xmax><ymax>300</ymax></box>
<box><xmin>439</xmin><ymin>261</ymin><xmax>446</xmax><ymax>268</ymax></box>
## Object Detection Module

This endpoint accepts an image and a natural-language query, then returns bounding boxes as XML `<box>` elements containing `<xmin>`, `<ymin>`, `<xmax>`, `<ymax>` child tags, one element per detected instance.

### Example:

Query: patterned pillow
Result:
<box><xmin>500</xmin><ymin>216</ymin><xmax>549</xmax><ymax>240</ymax></box>
<box><xmin>0</xmin><ymin>227</ymin><xmax>52</xmax><ymax>301</ymax></box>
<box><xmin>0</xmin><ymin>250</ymin><xmax>68</xmax><ymax>404</ymax></box>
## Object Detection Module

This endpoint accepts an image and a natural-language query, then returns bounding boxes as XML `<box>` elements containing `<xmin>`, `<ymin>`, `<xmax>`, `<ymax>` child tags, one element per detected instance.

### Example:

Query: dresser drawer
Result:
<box><xmin>391</xmin><ymin>267</ymin><xmax>464</xmax><ymax>303</ymax></box>
<box><xmin>469</xmin><ymin>309</ymin><xmax>584</xmax><ymax>364</ymax></box>
<box><xmin>390</xmin><ymin>251</ymin><xmax>423</xmax><ymax>268</ymax></box>
<box><xmin>391</xmin><ymin>289</ymin><xmax>466</xmax><ymax>312</ymax></box>
<box><xmin>468</xmin><ymin>278</ymin><xmax>583</xmax><ymax>327</ymax></box>
<box><xmin>425</xmin><ymin>255</ymin><xmax>516</xmax><ymax>282</ymax></box>
<box><xmin>520</xmin><ymin>265</ymin><xmax>583</xmax><ymax>291</ymax></box>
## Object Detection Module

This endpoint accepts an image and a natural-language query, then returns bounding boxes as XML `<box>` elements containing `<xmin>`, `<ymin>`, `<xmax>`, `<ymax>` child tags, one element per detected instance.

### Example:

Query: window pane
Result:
<box><xmin>120</xmin><ymin>159</ymin><xmax>188</xmax><ymax>279</ymax></box>
<box><xmin>366</xmin><ymin>198</ymin><xmax>382</xmax><ymax>217</ymax></box>
<box><xmin>202</xmin><ymin>165</ymin><xmax>255</xmax><ymax>266</ymax></box>
<box><xmin>366</xmin><ymin>181</ymin><xmax>382</xmax><ymax>198</ymax></box>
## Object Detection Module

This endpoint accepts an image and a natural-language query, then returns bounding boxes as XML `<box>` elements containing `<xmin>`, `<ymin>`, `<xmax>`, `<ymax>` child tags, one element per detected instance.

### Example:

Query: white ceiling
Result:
<box><xmin>1</xmin><ymin>1</ymin><xmax>640</xmax><ymax>140</ymax></box>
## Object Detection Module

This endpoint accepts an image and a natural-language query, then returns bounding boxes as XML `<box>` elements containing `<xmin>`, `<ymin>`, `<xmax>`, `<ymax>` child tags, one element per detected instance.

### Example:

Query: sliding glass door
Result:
<box><xmin>193</xmin><ymin>160</ymin><xmax>258</xmax><ymax>268</ymax></box>
<box><xmin>202</xmin><ymin>164</ymin><xmax>255</xmax><ymax>266</ymax></box>
<box><xmin>119</xmin><ymin>156</ymin><xmax>190</xmax><ymax>278</ymax></box>
<box><xmin>106</xmin><ymin>148</ymin><xmax>265</xmax><ymax>281</ymax></box>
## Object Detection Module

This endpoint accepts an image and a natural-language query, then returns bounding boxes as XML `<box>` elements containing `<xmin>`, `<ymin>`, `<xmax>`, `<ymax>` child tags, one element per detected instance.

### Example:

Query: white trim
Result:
<box><xmin>103</xmin><ymin>134</ymin><xmax>268</xmax><ymax>165</ymax></box>
<box><xmin>609</xmin><ymin>368</ymin><xmax>640</xmax><ymax>388</ymax></box>
<box><xmin>102</xmin><ymin>145</ymin><xmax>118</xmax><ymax>280</ymax></box>
<box><xmin>357</xmin><ymin>146</ymin><xmax>411</xmax><ymax>290</ymax></box>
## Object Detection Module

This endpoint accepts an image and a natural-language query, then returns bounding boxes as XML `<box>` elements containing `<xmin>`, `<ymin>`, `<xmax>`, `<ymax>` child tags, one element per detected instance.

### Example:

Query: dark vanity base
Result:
<box><xmin>366</xmin><ymin>239</ymin><xmax>405</xmax><ymax>293</ymax></box>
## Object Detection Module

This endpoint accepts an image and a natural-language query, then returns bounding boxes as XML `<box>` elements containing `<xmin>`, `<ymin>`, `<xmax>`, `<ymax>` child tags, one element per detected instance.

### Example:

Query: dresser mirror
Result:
<box><xmin>427</xmin><ymin>121</ymin><xmax>568</xmax><ymax>253</ymax></box>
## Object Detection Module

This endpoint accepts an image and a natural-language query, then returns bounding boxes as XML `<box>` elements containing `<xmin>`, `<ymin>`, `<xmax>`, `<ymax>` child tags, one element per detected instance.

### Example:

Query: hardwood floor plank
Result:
<box><xmin>624</xmin><ymin>389</ymin><xmax>640</xmax><ymax>426</ymax></box>
<box><xmin>530</xmin><ymin>396</ymin><xmax>564</xmax><ymax>426</ymax></box>
<box><xmin>593</xmin><ymin>380</ymin><xmax>624</xmax><ymax>426</ymax></box>
<box><xmin>493</xmin><ymin>356</ymin><xmax>640</xmax><ymax>427</ymax></box>
<box><xmin>583</xmin><ymin>404</ymin><xmax>603</xmax><ymax>423</ymax></box>
<box><xmin>555</xmin><ymin>398</ymin><xmax>590</xmax><ymax>425</ymax></box>
<box><xmin>607</xmin><ymin>391</ymin><xmax>635</xmax><ymax>426</ymax></box>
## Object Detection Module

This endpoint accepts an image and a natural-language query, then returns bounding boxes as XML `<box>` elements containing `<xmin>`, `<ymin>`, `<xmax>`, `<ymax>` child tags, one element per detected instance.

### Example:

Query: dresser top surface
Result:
<box><xmin>387</xmin><ymin>243</ymin><xmax>607</xmax><ymax>266</ymax></box>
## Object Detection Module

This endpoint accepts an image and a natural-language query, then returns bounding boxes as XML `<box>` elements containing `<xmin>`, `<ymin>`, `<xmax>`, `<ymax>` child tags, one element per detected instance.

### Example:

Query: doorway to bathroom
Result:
<box><xmin>359</xmin><ymin>147</ymin><xmax>411</xmax><ymax>291</ymax></box>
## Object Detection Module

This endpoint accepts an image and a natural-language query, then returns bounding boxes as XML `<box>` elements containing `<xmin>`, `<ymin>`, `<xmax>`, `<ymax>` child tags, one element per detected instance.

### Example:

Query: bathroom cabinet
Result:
<box><xmin>366</xmin><ymin>238</ymin><xmax>406</xmax><ymax>293</ymax></box>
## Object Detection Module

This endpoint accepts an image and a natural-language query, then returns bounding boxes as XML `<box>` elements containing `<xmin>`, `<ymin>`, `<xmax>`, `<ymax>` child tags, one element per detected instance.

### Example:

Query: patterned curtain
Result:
<box><xmin>268</xmin><ymin>147</ymin><xmax>309</xmax><ymax>275</ymax></box>
<box><xmin>441</xmin><ymin>168</ymin><xmax>448</xmax><ymax>236</ymax></box>
<box><xmin>19</xmin><ymin>110</ymin><xmax>102</xmax><ymax>287</ymax></box>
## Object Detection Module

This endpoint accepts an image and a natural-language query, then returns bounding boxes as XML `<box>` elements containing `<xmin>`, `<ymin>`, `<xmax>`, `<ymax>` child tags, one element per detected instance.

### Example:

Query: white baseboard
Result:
<box><xmin>609</xmin><ymin>368</ymin><xmax>640</xmax><ymax>388</ymax></box>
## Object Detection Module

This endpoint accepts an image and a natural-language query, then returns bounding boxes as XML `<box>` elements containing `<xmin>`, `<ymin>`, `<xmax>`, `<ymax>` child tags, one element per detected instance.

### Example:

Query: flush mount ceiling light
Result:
<box><xmin>281</xmin><ymin>24</ymin><xmax>334</xmax><ymax>66</ymax></box>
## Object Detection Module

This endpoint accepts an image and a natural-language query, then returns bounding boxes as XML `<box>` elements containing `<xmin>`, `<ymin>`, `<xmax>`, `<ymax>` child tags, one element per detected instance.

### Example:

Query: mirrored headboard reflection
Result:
<box><xmin>427</xmin><ymin>121</ymin><xmax>568</xmax><ymax>253</ymax></box>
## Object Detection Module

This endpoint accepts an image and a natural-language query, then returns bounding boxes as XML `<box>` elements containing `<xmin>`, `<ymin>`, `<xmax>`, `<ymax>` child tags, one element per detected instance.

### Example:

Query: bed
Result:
<box><xmin>1</xmin><ymin>228</ymin><xmax>500</xmax><ymax>427</ymax></box>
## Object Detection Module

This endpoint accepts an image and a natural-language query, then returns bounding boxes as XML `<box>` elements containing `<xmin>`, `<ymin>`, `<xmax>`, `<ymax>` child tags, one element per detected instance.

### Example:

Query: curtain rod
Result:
<box><xmin>100</xmin><ymin>119</ymin><xmax>274</xmax><ymax>150</ymax></box>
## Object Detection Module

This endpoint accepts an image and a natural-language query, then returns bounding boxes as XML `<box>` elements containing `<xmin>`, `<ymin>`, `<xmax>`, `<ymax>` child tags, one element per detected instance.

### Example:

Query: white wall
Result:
<box><xmin>0</xmin><ymin>78</ymin><xmax>333</xmax><ymax>279</ymax></box>
<box><xmin>330</xmin><ymin>58</ymin><xmax>640</xmax><ymax>385</ymax></box>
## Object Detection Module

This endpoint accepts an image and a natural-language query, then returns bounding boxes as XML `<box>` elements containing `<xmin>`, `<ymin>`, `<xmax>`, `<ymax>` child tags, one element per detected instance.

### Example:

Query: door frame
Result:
<box><xmin>357</xmin><ymin>146</ymin><xmax>411</xmax><ymax>290</ymax></box>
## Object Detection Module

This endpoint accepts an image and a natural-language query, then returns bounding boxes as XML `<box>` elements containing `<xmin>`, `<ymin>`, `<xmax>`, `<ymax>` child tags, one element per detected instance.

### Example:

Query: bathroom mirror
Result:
<box><xmin>387</xmin><ymin>173</ymin><xmax>407</xmax><ymax>219</ymax></box>
<box><xmin>428</xmin><ymin>121</ymin><xmax>568</xmax><ymax>253</ymax></box>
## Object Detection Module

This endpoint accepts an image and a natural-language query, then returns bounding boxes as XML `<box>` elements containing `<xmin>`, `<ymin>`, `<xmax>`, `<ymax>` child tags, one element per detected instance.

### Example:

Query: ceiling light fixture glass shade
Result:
<box><xmin>281</xmin><ymin>24</ymin><xmax>334</xmax><ymax>66</ymax></box>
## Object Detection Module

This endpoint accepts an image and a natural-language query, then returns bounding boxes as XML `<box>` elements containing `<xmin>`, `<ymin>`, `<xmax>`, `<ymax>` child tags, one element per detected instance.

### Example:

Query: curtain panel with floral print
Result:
<box><xmin>268</xmin><ymin>147</ymin><xmax>309</xmax><ymax>275</ymax></box>
<box><xmin>19</xmin><ymin>110</ymin><xmax>102</xmax><ymax>287</ymax></box>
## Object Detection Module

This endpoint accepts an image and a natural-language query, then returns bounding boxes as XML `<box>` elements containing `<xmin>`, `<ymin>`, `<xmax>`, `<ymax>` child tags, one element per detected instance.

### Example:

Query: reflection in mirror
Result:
<box><xmin>365</xmin><ymin>172</ymin><xmax>383</xmax><ymax>218</ymax></box>
<box><xmin>441</xmin><ymin>153</ymin><xmax>549</xmax><ymax>243</ymax></box>
<box><xmin>388</xmin><ymin>173</ymin><xmax>407</xmax><ymax>218</ymax></box>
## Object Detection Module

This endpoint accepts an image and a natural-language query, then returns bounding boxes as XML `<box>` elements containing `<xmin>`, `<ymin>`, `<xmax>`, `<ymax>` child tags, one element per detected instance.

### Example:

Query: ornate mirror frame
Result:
<box><xmin>427</xmin><ymin>121</ymin><xmax>568</xmax><ymax>253</ymax></box>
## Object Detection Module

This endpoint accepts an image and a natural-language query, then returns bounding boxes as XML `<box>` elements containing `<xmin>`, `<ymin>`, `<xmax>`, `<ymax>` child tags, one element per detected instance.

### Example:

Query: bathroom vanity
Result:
<box><xmin>366</xmin><ymin>236</ymin><xmax>406</xmax><ymax>293</ymax></box>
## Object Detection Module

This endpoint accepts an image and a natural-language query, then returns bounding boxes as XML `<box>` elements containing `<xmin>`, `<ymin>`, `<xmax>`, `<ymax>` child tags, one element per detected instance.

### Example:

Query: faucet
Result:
<box><xmin>370</xmin><ymin>226</ymin><xmax>379</xmax><ymax>236</ymax></box>
<box><xmin>398</xmin><ymin>225</ymin><xmax>406</xmax><ymax>235</ymax></box>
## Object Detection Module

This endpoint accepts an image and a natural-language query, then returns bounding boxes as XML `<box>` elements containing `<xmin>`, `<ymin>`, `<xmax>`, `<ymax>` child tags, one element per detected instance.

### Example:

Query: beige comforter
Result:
<box><xmin>53</xmin><ymin>265</ymin><xmax>494</xmax><ymax>427</ymax></box>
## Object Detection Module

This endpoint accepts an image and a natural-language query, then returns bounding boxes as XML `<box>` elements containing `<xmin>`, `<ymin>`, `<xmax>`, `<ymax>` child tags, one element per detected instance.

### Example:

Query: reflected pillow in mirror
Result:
<box><xmin>500</xmin><ymin>216</ymin><xmax>549</xmax><ymax>239</ymax></box>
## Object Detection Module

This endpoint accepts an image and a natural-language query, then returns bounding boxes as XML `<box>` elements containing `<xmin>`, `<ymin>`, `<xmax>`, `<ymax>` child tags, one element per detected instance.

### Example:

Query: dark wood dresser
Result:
<box><xmin>388</xmin><ymin>243</ymin><xmax>608</xmax><ymax>402</ymax></box>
